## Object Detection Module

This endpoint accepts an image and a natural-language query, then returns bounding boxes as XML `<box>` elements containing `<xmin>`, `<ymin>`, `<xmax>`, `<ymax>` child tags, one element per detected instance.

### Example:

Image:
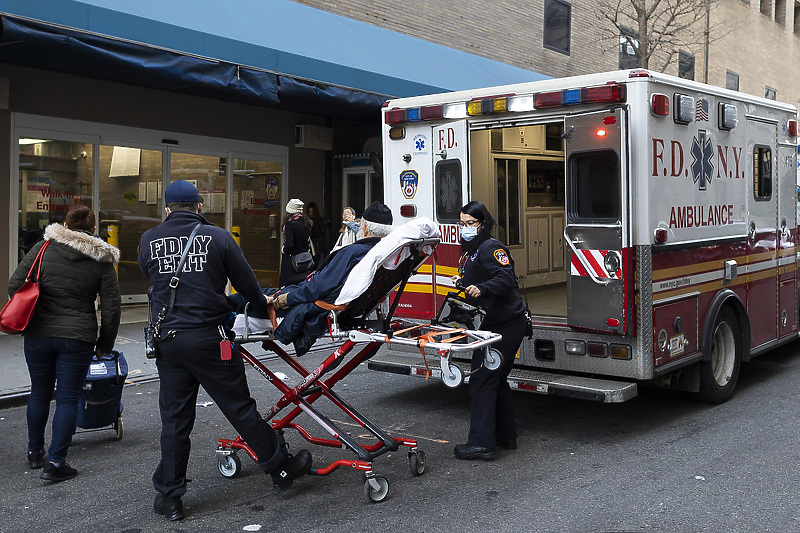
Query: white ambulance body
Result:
<box><xmin>369</xmin><ymin>69</ymin><xmax>799</xmax><ymax>403</ymax></box>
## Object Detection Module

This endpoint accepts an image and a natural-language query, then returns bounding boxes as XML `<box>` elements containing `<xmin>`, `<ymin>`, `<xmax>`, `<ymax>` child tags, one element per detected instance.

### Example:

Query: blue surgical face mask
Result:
<box><xmin>460</xmin><ymin>226</ymin><xmax>478</xmax><ymax>241</ymax></box>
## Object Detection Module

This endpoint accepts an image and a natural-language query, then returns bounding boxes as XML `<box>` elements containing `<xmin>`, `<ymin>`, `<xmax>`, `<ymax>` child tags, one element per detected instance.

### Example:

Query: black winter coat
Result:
<box><xmin>279</xmin><ymin>215</ymin><xmax>311</xmax><ymax>286</ymax></box>
<box><xmin>8</xmin><ymin>223</ymin><xmax>122</xmax><ymax>351</ymax></box>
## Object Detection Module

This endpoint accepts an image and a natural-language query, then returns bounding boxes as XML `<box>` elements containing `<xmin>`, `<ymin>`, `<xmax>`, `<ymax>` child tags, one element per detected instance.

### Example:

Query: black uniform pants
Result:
<box><xmin>467</xmin><ymin>314</ymin><xmax>527</xmax><ymax>449</ymax></box>
<box><xmin>152</xmin><ymin>328</ymin><xmax>282</xmax><ymax>498</ymax></box>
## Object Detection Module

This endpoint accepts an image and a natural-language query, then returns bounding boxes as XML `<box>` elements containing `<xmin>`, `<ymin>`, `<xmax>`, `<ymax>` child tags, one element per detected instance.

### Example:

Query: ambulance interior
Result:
<box><xmin>469</xmin><ymin>122</ymin><xmax>568</xmax><ymax>318</ymax></box>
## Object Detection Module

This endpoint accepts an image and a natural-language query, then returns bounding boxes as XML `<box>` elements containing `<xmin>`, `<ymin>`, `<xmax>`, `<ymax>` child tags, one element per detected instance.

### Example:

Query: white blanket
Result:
<box><xmin>334</xmin><ymin>217</ymin><xmax>440</xmax><ymax>306</ymax></box>
<box><xmin>232</xmin><ymin>314</ymin><xmax>281</xmax><ymax>336</ymax></box>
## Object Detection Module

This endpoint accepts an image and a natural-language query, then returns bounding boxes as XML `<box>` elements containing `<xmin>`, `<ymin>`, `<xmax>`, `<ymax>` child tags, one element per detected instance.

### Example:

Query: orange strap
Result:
<box><xmin>314</xmin><ymin>300</ymin><xmax>348</xmax><ymax>311</ymax></box>
<box><xmin>267</xmin><ymin>303</ymin><xmax>278</xmax><ymax>331</ymax></box>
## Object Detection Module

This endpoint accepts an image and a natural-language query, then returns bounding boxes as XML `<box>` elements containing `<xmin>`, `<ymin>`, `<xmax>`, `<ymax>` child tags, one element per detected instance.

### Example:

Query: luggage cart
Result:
<box><xmin>216</xmin><ymin>236</ymin><xmax>502</xmax><ymax>502</ymax></box>
<box><xmin>76</xmin><ymin>350</ymin><xmax>127</xmax><ymax>440</ymax></box>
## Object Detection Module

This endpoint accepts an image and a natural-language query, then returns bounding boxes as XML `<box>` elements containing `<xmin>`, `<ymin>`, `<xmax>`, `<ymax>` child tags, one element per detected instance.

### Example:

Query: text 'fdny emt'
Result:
<box><xmin>371</xmin><ymin>69</ymin><xmax>799</xmax><ymax>405</ymax></box>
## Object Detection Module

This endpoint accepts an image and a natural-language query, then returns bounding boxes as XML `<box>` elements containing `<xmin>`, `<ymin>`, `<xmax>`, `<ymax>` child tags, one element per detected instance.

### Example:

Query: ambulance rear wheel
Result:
<box><xmin>699</xmin><ymin>308</ymin><xmax>741</xmax><ymax>404</ymax></box>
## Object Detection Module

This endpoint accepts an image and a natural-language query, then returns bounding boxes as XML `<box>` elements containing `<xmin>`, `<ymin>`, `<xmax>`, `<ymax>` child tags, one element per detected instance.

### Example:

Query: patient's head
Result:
<box><xmin>359</xmin><ymin>202</ymin><xmax>393</xmax><ymax>238</ymax></box>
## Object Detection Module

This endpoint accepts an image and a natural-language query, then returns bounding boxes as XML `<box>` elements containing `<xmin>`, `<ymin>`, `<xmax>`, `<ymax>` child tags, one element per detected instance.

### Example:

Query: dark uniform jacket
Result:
<box><xmin>461</xmin><ymin>237</ymin><xmax>524</xmax><ymax>328</ymax></box>
<box><xmin>9</xmin><ymin>223</ymin><xmax>122</xmax><ymax>351</ymax></box>
<box><xmin>138</xmin><ymin>210</ymin><xmax>267</xmax><ymax>331</ymax></box>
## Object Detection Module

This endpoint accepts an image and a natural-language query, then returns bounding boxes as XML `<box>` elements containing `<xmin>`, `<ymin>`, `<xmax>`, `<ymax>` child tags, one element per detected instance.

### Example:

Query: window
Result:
<box><xmin>495</xmin><ymin>158</ymin><xmax>521</xmax><ymax>245</ymax></box>
<box><xmin>543</xmin><ymin>0</ymin><xmax>571</xmax><ymax>55</ymax></box>
<box><xmin>795</xmin><ymin>1</ymin><xmax>800</xmax><ymax>34</ymax></box>
<box><xmin>726</xmin><ymin>71</ymin><xmax>740</xmax><ymax>91</ymax></box>
<box><xmin>761</xmin><ymin>0</ymin><xmax>773</xmax><ymax>16</ymax></box>
<box><xmin>569</xmin><ymin>150</ymin><xmax>620</xmax><ymax>221</ymax></box>
<box><xmin>753</xmin><ymin>145</ymin><xmax>772</xmax><ymax>200</ymax></box>
<box><xmin>619</xmin><ymin>28</ymin><xmax>640</xmax><ymax>69</ymax></box>
<box><xmin>765</xmin><ymin>86</ymin><xmax>777</xmax><ymax>100</ymax></box>
<box><xmin>777</xmin><ymin>0</ymin><xmax>787</xmax><ymax>24</ymax></box>
<box><xmin>434</xmin><ymin>160</ymin><xmax>462</xmax><ymax>222</ymax></box>
<box><xmin>678</xmin><ymin>51</ymin><xmax>695</xmax><ymax>80</ymax></box>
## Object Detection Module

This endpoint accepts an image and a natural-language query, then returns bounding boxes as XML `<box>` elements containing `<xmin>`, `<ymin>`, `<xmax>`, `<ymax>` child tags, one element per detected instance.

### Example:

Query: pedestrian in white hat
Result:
<box><xmin>280</xmin><ymin>198</ymin><xmax>312</xmax><ymax>286</ymax></box>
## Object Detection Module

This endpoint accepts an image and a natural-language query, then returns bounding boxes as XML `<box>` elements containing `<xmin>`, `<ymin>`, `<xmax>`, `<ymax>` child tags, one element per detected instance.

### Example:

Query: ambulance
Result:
<box><xmin>367</xmin><ymin>69</ymin><xmax>799</xmax><ymax>403</ymax></box>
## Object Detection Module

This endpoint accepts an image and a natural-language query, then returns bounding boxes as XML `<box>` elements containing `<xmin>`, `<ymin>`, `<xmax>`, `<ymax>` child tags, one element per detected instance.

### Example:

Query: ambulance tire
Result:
<box><xmin>698</xmin><ymin>308</ymin><xmax>741</xmax><ymax>404</ymax></box>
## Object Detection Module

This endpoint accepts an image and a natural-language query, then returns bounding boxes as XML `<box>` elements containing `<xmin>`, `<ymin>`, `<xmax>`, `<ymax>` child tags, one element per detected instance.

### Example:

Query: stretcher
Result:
<box><xmin>216</xmin><ymin>228</ymin><xmax>502</xmax><ymax>502</ymax></box>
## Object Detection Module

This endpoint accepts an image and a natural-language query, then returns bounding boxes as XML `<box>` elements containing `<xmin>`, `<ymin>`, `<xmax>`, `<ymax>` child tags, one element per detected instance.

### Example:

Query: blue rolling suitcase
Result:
<box><xmin>76</xmin><ymin>350</ymin><xmax>128</xmax><ymax>440</ymax></box>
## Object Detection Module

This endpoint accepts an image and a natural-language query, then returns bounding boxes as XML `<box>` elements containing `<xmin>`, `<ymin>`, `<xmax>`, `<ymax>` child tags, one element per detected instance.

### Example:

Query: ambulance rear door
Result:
<box><xmin>430</xmin><ymin>120</ymin><xmax>470</xmax><ymax>312</ymax></box>
<box><xmin>564</xmin><ymin>108</ymin><xmax>631</xmax><ymax>334</ymax></box>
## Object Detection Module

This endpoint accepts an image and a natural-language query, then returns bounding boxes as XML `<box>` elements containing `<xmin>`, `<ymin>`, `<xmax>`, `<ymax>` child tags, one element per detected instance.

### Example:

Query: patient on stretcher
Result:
<box><xmin>229</xmin><ymin>215</ymin><xmax>439</xmax><ymax>356</ymax></box>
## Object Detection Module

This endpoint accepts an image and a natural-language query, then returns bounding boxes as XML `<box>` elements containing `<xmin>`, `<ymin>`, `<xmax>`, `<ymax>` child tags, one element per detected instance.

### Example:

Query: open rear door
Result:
<box><xmin>564</xmin><ymin>108</ymin><xmax>630</xmax><ymax>334</ymax></box>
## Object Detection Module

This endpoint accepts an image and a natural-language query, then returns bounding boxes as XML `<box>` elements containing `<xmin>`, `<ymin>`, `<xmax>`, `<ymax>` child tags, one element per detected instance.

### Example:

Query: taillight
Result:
<box><xmin>400</xmin><ymin>204</ymin><xmax>417</xmax><ymax>218</ymax></box>
<box><xmin>789</xmin><ymin>119</ymin><xmax>798</xmax><ymax>136</ymax></box>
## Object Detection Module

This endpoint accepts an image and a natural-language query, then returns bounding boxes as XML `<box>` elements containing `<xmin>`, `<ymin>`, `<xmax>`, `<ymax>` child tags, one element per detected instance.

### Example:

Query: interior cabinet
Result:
<box><xmin>525</xmin><ymin>211</ymin><xmax>565</xmax><ymax>275</ymax></box>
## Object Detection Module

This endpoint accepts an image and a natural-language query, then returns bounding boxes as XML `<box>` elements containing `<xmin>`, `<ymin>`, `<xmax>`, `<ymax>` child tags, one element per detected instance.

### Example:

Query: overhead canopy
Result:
<box><xmin>0</xmin><ymin>0</ymin><xmax>547</xmax><ymax>117</ymax></box>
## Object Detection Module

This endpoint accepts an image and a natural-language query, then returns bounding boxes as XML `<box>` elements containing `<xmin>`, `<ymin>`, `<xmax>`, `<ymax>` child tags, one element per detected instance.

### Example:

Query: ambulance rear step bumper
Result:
<box><xmin>367</xmin><ymin>352</ymin><xmax>638</xmax><ymax>403</ymax></box>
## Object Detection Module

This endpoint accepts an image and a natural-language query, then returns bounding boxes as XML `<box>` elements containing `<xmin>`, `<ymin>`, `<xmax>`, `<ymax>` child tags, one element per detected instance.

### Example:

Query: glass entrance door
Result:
<box><xmin>98</xmin><ymin>145</ymin><xmax>163</xmax><ymax>298</ymax></box>
<box><xmin>231</xmin><ymin>157</ymin><xmax>284</xmax><ymax>287</ymax></box>
<box><xmin>344</xmin><ymin>167</ymin><xmax>383</xmax><ymax>217</ymax></box>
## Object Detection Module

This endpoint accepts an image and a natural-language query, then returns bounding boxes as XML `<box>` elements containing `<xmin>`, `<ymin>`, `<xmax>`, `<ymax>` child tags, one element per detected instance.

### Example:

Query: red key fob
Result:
<box><xmin>220</xmin><ymin>339</ymin><xmax>232</xmax><ymax>361</ymax></box>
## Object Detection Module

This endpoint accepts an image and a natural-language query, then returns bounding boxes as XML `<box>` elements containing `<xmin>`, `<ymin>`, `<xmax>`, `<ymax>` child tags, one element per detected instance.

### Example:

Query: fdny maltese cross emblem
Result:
<box><xmin>493</xmin><ymin>249</ymin><xmax>510</xmax><ymax>265</ymax></box>
<box><xmin>400</xmin><ymin>170</ymin><xmax>418</xmax><ymax>199</ymax></box>
<box><xmin>690</xmin><ymin>130</ymin><xmax>714</xmax><ymax>190</ymax></box>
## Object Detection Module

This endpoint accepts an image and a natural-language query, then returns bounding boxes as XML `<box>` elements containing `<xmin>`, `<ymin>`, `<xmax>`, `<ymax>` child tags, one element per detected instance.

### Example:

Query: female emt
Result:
<box><xmin>453</xmin><ymin>200</ymin><xmax>528</xmax><ymax>461</ymax></box>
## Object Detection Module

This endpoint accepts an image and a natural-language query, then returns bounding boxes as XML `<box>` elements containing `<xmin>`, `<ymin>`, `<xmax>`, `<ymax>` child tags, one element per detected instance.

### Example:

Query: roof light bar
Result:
<box><xmin>581</xmin><ymin>84</ymin><xmax>626</xmax><ymax>104</ymax></box>
<box><xmin>535</xmin><ymin>90</ymin><xmax>563</xmax><ymax>108</ymax></box>
<box><xmin>385</xmin><ymin>108</ymin><xmax>406</xmax><ymax>125</ymax></box>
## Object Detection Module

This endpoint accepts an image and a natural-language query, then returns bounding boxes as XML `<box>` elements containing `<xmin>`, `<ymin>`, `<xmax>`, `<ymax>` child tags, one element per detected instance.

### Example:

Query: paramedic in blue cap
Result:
<box><xmin>138</xmin><ymin>180</ymin><xmax>312</xmax><ymax>521</ymax></box>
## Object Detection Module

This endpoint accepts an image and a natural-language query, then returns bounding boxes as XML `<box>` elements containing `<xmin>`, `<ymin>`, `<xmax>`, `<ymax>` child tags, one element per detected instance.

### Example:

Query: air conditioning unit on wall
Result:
<box><xmin>295</xmin><ymin>124</ymin><xmax>333</xmax><ymax>150</ymax></box>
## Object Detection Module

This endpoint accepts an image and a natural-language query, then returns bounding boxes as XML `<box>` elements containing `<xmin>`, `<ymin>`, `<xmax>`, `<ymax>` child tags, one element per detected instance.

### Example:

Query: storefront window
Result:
<box><xmin>18</xmin><ymin>139</ymin><xmax>93</xmax><ymax>262</ymax></box>
<box><xmin>232</xmin><ymin>158</ymin><xmax>284</xmax><ymax>287</ymax></box>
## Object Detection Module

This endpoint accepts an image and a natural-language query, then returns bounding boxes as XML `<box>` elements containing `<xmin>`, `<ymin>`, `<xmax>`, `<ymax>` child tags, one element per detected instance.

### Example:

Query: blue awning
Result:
<box><xmin>0</xmin><ymin>0</ymin><xmax>548</xmax><ymax>115</ymax></box>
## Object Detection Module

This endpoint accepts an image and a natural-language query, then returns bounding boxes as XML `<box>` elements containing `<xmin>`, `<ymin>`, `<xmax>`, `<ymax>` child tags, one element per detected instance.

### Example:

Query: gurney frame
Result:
<box><xmin>215</xmin><ymin>236</ymin><xmax>501</xmax><ymax>502</ymax></box>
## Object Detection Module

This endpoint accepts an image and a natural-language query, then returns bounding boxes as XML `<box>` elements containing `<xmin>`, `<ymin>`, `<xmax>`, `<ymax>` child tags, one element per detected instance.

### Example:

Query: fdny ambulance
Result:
<box><xmin>368</xmin><ymin>69</ymin><xmax>799</xmax><ymax>403</ymax></box>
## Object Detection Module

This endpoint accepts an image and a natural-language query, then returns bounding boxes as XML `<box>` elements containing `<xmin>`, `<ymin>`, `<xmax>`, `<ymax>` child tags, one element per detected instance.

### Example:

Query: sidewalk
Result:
<box><xmin>0</xmin><ymin>304</ymin><xmax>334</xmax><ymax>408</ymax></box>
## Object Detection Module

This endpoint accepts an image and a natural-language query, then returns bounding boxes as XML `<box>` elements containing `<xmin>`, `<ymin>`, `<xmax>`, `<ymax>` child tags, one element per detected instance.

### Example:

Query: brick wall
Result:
<box><xmin>295</xmin><ymin>0</ymin><xmax>800</xmax><ymax>106</ymax></box>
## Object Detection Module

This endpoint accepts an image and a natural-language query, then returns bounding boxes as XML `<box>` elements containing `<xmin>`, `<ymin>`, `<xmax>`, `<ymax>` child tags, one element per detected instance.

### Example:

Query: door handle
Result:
<box><xmin>748</xmin><ymin>221</ymin><xmax>756</xmax><ymax>240</ymax></box>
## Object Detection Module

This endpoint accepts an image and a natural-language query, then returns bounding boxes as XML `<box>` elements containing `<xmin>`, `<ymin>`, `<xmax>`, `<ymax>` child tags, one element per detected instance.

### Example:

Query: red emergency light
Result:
<box><xmin>400</xmin><ymin>204</ymin><xmax>417</xmax><ymax>217</ymax></box>
<box><xmin>651</xmin><ymin>93</ymin><xmax>669</xmax><ymax>116</ymax></box>
<box><xmin>789</xmin><ymin>119</ymin><xmax>798</xmax><ymax>137</ymax></box>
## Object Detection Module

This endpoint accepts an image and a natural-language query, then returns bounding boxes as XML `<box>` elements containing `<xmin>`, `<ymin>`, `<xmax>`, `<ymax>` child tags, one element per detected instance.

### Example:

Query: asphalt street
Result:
<box><xmin>2</xmin><ymin>339</ymin><xmax>800</xmax><ymax>533</ymax></box>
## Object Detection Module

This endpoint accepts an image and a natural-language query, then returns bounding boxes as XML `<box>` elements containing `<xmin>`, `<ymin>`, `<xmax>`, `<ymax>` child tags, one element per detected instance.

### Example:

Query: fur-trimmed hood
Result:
<box><xmin>44</xmin><ymin>223</ymin><xmax>120</xmax><ymax>265</ymax></box>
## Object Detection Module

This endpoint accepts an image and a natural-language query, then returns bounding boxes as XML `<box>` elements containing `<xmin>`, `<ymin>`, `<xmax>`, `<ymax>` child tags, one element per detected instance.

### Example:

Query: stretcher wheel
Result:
<box><xmin>408</xmin><ymin>450</ymin><xmax>426</xmax><ymax>477</ymax></box>
<box><xmin>218</xmin><ymin>454</ymin><xmax>242</xmax><ymax>478</ymax></box>
<box><xmin>364</xmin><ymin>475</ymin><xmax>389</xmax><ymax>502</ymax></box>
<box><xmin>114</xmin><ymin>416</ymin><xmax>123</xmax><ymax>440</ymax></box>
<box><xmin>441</xmin><ymin>364</ymin><xmax>463</xmax><ymax>388</ymax></box>
<box><xmin>483</xmin><ymin>349</ymin><xmax>502</xmax><ymax>371</ymax></box>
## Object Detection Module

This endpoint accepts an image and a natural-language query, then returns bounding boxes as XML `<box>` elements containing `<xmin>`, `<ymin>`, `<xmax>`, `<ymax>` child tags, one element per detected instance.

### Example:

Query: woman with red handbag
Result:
<box><xmin>8</xmin><ymin>205</ymin><xmax>121</xmax><ymax>482</ymax></box>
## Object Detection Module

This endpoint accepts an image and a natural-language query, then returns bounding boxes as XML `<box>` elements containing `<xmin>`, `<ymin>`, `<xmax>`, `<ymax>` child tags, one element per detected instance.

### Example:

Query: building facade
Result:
<box><xmin>296</xmin><ymin>0</ymin><xmax>800</xmax><ymax>107</ymax></box>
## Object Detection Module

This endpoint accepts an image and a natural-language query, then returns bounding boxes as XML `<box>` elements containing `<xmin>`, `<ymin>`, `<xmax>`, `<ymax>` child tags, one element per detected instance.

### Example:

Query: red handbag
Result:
<box><xmin>0</xmin><ymin>241</ymin><xmax>50</xmax><ymax>334</ymax></box>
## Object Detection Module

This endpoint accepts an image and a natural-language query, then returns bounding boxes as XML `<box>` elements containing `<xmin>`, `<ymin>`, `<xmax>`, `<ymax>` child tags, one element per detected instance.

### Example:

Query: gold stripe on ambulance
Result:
<box><xmin>653</xmin><ymin>251</ymin><xmax>777</xmax><ymax>282</ymax></box>
<box><xmin>654</xmin><ymin>266</ymin><xmax>779</xmax><ymax>302</ymax></box>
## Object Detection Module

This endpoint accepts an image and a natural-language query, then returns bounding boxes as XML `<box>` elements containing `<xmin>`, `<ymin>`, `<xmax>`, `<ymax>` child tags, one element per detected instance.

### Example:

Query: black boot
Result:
<box><xmin>270</xmin><ymin>449</ymin><xmax>312</xmax><ymax>492</ymax></box>
<box><xmin>40</xmin><ymin>461</ymin><xmax>78</xmax><ymax>481</ymax></box>
<box><xmin>153</xmin><ymin>494</ymin><xmax>185</xmax><ymax>521</ymax></box>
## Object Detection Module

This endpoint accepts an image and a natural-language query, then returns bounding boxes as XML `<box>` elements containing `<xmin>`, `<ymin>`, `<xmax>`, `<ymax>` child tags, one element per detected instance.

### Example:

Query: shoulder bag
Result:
<box><xmin>0</xmin><ymin>241</ymin><xmax>51</xmax><ymax>334</ymax></box>
<box><xmin>144</xmin><ymin>223</ymin><xmax>203</xmax><ymax>358</ymax></box>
